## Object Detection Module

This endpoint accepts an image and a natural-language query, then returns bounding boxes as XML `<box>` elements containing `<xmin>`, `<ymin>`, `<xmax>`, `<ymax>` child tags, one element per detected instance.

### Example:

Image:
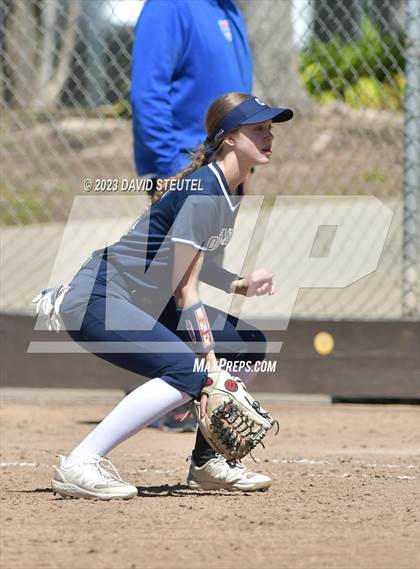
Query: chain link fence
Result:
<box><xmin>0</xmin><ymin>0</ymin><xmax>418</xmax><ymax>320</ymax></box>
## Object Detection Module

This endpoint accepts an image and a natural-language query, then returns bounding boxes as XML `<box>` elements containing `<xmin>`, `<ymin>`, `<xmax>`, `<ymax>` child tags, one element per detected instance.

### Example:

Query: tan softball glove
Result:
<box><xmin>194</xmin><ymin>370</ymin><xmax>278</xmax><ymax>461</ymax></box>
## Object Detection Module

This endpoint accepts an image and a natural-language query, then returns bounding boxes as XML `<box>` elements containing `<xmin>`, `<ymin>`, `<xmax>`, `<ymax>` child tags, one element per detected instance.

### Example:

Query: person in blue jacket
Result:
<box><xmin>35</xmin><ymin>92</ymin><xmax>293</xmax><ymax>500</ymax></box>
<box><xmin>131</xmin><ymin>0</ymin><xmax>253</xmax><ymax>178</ymax></box>
<box><xmin>131</xmin><ymin>0</ymin><xmax>253</xmax><ymax>430</ymax></box>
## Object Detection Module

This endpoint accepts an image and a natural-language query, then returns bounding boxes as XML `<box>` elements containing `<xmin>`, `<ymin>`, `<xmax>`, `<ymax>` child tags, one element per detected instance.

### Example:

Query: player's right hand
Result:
<box><xmin>235</xmin><ymin>270</ymin><xmax>275</xmax><ymax>297</ymax></box>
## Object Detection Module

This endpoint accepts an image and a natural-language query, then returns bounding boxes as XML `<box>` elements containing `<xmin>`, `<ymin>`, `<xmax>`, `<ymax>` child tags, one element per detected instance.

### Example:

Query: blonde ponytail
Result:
<box><xmin>151</xmin><ymin>143</ymin><xmax>212</xmax><ymax>204</ymax></box>
<box><xmin>174</xmin><ymin>143</ymin><xmax>210</xmax><ymax>180</ymax></box>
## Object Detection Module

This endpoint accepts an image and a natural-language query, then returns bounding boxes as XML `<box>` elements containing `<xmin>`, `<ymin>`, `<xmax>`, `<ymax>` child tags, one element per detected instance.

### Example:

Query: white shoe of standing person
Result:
<box><xmin>187</xmin><ymin>454</ymin><xmax>271</xmax><ymax>492</ymax></box>
<box><xmin>51</xmin><ymin>455</ymin><xmax>138</xmax><ymax>500</ymax></box>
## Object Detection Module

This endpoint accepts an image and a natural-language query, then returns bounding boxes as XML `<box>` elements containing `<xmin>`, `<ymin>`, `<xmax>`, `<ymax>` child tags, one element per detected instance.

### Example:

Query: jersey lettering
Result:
<box><xmin>206</xmin><ymin>228</ymin><xmax>233</xmax><ymax>250</ymax></box>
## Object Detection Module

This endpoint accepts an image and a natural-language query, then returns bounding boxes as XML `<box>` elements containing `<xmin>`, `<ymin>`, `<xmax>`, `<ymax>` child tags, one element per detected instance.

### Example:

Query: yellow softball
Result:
<box><xmin>313</xmin><ymin>331</ymin><xmax>334</xmax><ymax>355</ymax></box>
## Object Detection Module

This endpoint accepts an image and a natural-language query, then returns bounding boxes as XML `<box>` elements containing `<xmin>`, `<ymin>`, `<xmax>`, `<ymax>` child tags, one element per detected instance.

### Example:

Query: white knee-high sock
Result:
<box><xmin>63</xmin><ymin>378</ymin><xmax>191</xmax><ymax>467</ymax></box>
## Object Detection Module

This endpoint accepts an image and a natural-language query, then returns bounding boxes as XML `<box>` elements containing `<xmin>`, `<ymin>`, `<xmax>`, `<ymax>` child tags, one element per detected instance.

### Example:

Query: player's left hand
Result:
<box><xmin>235</xmin><ymin>270</ymin><xmax>275</xmax><ymax>297</ymax></box>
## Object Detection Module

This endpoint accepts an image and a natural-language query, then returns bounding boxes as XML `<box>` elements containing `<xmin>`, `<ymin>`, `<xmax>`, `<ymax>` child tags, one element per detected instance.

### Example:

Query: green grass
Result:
<box><xmin>363</xmin><ymin>169</ymin><xmax>388</xmax><ymax>184</ymax></box>
<box><xmin>0</xmin><ymin>184</ymin><xmax>76</xmax><ymax>225</ymax></box>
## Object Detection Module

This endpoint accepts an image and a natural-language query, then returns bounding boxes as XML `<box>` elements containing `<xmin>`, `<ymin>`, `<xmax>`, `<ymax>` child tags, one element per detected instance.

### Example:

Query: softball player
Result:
<box><xmin>35</xmin><ymin>92</ymin><xmax>293</xmax><ymax>500</ymax></box>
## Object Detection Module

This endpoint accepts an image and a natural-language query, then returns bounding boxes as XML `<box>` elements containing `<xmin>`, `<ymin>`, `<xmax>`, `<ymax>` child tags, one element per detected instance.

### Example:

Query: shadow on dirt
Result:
<box><xmin>137</xmin><ymin>483</ymin><xmax>240</xmax><ymax>497</ymax></box>
<box><xmin>15</xmin><ymin>485</ymin><xmax>252</xmax><ymax>498</ymax></box>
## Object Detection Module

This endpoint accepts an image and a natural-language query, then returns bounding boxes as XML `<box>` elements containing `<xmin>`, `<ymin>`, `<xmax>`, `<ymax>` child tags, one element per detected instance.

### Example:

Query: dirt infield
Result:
<box><xmin>1</xmin><ymin>395</ymin><xmax>419</xmax><ymax>569</ymax></box>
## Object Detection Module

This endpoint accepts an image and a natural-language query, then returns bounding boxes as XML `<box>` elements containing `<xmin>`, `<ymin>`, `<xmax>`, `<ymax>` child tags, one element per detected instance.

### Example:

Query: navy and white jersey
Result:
<box><xmin>91</xmin><ymin>162</ymin><xmax>241</xmax><ymax>300</ymax></box>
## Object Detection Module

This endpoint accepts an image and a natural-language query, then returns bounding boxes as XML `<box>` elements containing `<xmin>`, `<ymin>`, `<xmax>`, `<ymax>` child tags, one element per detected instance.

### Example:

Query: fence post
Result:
<box><xmin>402</xmin><ymin>0</ymin><xmax>420</xmax><ymax>318</ymax></box>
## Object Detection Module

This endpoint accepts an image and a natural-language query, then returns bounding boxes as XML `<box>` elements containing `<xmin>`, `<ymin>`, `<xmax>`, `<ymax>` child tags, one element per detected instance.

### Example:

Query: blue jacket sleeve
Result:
<box><xmin>131</xmin><ymin>1</ymin><xmax>185</xmax><ymax>176</ymax></box>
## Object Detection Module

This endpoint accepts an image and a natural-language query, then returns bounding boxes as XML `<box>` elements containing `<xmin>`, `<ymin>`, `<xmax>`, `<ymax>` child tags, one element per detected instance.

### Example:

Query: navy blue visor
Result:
<box><xmin>208</xmin><ymin>96</ymin><xmax>293</xmax><ymax>146</ymax></box>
